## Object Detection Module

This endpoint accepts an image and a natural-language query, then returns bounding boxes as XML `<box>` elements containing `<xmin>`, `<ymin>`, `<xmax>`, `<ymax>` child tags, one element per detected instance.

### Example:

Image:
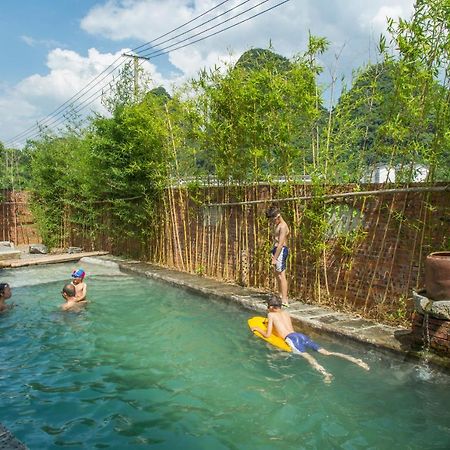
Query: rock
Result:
<box><xmin>413</xmin><ymin>290</ymin><xmax>450</xmax><ymax>320</ymax></box>
<box><xmin>67</xmin><ymin>247</ymin><xmax>83</xmax><ymax>254</ymax></box>
<box><xmin>29</xmin><ymin>244</ymin><xmax>48</xmax><ymax>254</ymax></box>
<box><xmin>0</xmin><ymin>241</ymin><xmax>14</xmax><ymax>248</ymax></box>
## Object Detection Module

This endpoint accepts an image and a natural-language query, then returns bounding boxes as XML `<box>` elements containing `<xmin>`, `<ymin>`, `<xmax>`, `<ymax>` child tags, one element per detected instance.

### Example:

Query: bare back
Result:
<box><xmin>268</xmin><ymin>310</ymin><xmax>295</xmax><ymax>339</ymax></box>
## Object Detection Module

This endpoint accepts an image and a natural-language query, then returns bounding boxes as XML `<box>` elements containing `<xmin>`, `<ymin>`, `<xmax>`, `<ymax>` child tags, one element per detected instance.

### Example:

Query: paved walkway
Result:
<box><xmin>0</xmin><ymin>251</ymin><xmax>109</xmax><ymax>268</ymax></box>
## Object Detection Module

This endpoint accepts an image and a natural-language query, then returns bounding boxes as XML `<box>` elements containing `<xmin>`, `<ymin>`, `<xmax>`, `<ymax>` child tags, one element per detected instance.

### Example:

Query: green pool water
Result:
<box><xmin>1</xmin><ymin>262</ymin><xmax>449</xmax><ymax>449</ymax></box>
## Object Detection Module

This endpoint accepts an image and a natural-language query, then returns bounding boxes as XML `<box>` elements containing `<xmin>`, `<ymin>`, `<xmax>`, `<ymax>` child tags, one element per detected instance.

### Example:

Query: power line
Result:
<box><xmin>139</xmin><ymin>0</ymin><xmax>281</xmax><ymax>60</ymax></box>
<box><xmin>136</xmin><ymin>0</ymin><xmax>254</xmax><ymax>57</ymax></box>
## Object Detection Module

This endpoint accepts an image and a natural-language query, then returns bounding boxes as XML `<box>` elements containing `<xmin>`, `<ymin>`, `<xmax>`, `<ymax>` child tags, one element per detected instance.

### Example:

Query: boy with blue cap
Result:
<box><xmin>71</xmin><ymin>268</ymin><xmax>87</xmax><ymax>301</ymax></box>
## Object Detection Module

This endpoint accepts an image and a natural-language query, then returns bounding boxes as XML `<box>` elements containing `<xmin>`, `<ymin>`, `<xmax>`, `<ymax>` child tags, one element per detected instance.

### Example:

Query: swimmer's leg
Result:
<box><xmin>318</xmin><ymin>349</ymin><xmax>370</xmax><ymax>371</ymax></box>
<box><xmin>286</xmin><ymin>337</ymin><xmax>333</xmax><ymax>383</ymax></box>
<box><xmin>299</xmin><ymin>352</ymin><xmax>333</xmax><ymax>383</ymax></box>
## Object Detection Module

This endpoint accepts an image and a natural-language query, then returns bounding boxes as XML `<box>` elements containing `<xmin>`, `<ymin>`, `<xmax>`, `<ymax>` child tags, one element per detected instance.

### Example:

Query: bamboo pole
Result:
<box><xmin>224</xmin><ymin>189</ymin><xmax>229</xmax><ymax>280</ymax></box>
<box><xmin>206</xmin><ymin>185</ymin><xmax>449</xmax><ymax>208</ymax></box>
<box><xmin>363</xmin><ymin>195</ymin><xmax>396</xmax><ymax>312</ymax></box>
<box><xmin>405</xmin><ymin>192</ymin><xmax>424</xmax><ymax>293</ymax></box>
<box><xmin>353</xmin><ymin>195</ymin><xmax>383</xmax><ymax>305</ymax></box>
<box><xmin>168</xmin><ymin>185</ymin><xmax>184</xmax><ymax>269</ymax></box>
<box><xmin>381</xmin><ymin>193</ymin><xmax>409</xmax><ymax>305</ymax></box>
<box><xmin>416</xmin><ymin>191</ymin><xmax>431</xmax><ymax>289</ymax></box>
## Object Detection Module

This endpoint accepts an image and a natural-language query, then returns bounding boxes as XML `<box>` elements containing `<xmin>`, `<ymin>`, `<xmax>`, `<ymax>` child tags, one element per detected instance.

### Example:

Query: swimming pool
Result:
<box><xmin>1</xmin><ymin>261</ymin><xmax>449</xmax><ymax>449</ymax></box>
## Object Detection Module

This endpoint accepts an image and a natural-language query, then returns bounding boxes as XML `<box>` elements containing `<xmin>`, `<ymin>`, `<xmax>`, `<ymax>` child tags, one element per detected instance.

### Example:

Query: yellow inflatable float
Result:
<box><xmin>247</xmin><ymin>316</ymin><xmax>292</xmax><ymax>352</ymax></box>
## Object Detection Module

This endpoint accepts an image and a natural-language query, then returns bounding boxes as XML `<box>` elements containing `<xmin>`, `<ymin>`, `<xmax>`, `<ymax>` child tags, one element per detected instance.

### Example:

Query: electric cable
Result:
<box><xmin>20</xmin><ymin>0</ymin><xmax>273</xmax><ymax>142</ymax></box>
<box><xmin>139</xmin><ymin>0</ymin><xmax>283</xmax><ymax>60</ymax></box>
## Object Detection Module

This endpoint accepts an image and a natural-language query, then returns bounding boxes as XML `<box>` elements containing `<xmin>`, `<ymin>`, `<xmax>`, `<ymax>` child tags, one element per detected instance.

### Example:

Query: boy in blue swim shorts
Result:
<box><xmin>251</xmin><ymin>296</ymin><xmax>369</xmax><ymax>383</ymax></box>
<box><xmin>266</xmin><ymin>206</ymin><xmax>290</xmax><ymax>306</ymax></box>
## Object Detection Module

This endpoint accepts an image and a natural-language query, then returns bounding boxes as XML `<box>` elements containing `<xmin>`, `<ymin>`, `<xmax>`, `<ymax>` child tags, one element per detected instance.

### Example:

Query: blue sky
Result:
<box><xmin>0</xmin><ymin>0</ymin><xmax>415</xmax><ymax>147</ymax></box>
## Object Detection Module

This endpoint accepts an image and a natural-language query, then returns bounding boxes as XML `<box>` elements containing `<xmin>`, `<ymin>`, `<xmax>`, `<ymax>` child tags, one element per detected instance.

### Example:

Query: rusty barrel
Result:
<box><xmin>425</xmin><ymin>251</ymin><xmax>450</xmax><ymax>301</ymax></box>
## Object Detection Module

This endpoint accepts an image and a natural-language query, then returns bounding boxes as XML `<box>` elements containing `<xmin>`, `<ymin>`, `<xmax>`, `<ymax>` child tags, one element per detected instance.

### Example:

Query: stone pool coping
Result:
<box><xmin>101</xmin><ymin>255</ymin><xmax>449</xmax><ymax>370</ymax></box>
<box><xmin>0</xmin><ymin>251</ymin><xmax>109</xmax><ymax>268</ymax></box>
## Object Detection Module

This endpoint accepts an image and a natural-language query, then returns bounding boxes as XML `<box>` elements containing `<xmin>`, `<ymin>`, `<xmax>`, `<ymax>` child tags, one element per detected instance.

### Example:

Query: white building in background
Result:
<box><xmin>364</xmin><ymin>163</ymin><xmax>429</xmax><ymax>183</ymax></box>
<box><xmin>368</xmin><ymin>164</ymin><xmax>396</xmax><ymax>183</ymax></box>
<box><xmin>410</xmin><ymin>164</ymin><xmax>429</xmax><ymax>181</ymax></box>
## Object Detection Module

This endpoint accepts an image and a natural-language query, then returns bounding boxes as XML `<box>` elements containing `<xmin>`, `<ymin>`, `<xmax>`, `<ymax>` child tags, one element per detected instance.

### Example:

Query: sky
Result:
<box><xmin>0</xmin><ymin>0</ymin><xmax>415</xmax><ymax>147</ymax></box>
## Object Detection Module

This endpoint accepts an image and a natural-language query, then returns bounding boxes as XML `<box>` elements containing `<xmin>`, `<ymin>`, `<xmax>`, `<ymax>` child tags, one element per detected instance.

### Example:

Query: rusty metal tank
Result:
<box><xmin>425</xmin><ymin>251</ymin><xmax>450</xmax><ymax>301</ymax></box>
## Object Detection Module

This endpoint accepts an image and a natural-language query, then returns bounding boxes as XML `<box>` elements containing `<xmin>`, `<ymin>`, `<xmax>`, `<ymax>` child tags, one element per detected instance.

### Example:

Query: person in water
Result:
<box><xmin>61</xmin><ymin>283</ymin><xmax>87</xmax><ymax>311</ymax></box>
<box><xmin>0</xmin><ymin>283</ymin><xmax>12</xmax><ymax>313</ymax></box>
<box><xmin>71</xmin><ymin>268</ymin><xmax>87</xmax><ymax>301</ymax></box>
<box><xmin>266</xmin><ymin>206</ymin><xmax>290</xmax><ymax>307</ymax></box>
<box><xmin>251</xmin><ymin>296</ymin><xmax>369</xmax><ymax>382</ymax></box>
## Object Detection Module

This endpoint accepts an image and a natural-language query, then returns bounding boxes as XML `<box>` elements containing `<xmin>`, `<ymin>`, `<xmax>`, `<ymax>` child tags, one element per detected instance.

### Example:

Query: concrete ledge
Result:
<box><xmin>0</xmin><ymin>251</ymin><xmax>109</xmax><ymax>268</ymax></box>
<box><xmin>0</xmin><ymin>249</ymin><xmax>22</xmax><ymax>261</ymax></box>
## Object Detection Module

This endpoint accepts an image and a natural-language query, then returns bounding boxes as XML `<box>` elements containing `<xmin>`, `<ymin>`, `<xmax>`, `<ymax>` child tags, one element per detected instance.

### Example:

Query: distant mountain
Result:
<box><xmin>147</xmin><ymin>86</ymin><xmax>171</xmax><ymax>102</ymax></box>
<box><xmin>234</xmin><ymin>48</ymin><xmax>292</xmax><ymax>72</ymax></box>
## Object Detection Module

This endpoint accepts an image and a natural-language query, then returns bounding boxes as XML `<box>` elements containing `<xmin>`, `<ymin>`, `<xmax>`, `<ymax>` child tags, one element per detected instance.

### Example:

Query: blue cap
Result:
<box><xmin>71</xmin><ymin>268</ymin><xmax>86</xmax><ymax>279</ymax></box>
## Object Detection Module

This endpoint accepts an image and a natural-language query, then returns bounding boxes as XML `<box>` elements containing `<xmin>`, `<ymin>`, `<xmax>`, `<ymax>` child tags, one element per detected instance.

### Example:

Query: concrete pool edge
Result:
<box><xmin>92</xmin><ymin>255</ymin><xmax>449</xmax><ymax>371</ymax></box>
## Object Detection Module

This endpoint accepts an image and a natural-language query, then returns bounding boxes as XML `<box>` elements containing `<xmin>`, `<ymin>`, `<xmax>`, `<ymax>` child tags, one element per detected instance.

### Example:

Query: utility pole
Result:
<box><xmin>122</xmin><ymin>53</ymin><xmax>149</xmax><ymax>102</ymax></box>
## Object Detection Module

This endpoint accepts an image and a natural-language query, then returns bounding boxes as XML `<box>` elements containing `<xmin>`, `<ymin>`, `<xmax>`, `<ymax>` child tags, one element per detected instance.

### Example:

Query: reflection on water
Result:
<box><xmin>0</xmin><ymin>264</ymin><xmax>449</xmax><ymax>449</ymax></box>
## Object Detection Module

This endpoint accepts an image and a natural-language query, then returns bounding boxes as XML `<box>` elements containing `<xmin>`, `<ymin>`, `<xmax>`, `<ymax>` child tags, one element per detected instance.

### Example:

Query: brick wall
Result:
<box><xmin>146</xmin><ymin>183</ymin><xmax>449</xmax><ymax>318</ymax></box>
<box><xmin>0</xmin><ymin>190</ymin><xmax>40</xmax><ymax>246</ymax></box>
<box><xmin>411</xmin><ymin>312</ymin><xmax>450</xmax><ymax>356</ymax></box>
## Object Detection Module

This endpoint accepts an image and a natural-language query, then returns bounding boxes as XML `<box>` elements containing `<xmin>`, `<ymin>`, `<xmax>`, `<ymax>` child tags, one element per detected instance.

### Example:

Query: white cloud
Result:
<box><xmin>81</xmin><ymin>0</ymin><xmax>194</xmax><ymax>41</ymax></box>
<box><xmin>0</xmin><ymin>47</ymin><xmax>167</xmax><ymax>146</ymax></box>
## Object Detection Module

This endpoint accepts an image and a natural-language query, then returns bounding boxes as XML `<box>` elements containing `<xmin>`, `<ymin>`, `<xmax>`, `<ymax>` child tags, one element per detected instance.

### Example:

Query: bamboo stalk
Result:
<box><xmin>206</xmin><ymin>185</ymin><xmax>449</xmax><ymax>208</ymax></box>
<box><xmin>168</xmin><ymin>185</ymin><xmax>184</xmax><ymax>269</ymax></box>
<box><xmin>381</xmin><ymin>193</ymin><xmax>409</xmax><ymax>304</ymax></box>
<box><xmin>363</xmin><ymin>195</ymin><xmax>396</xmax><ymax>312</ymax></box>
<box><xmin>353</xmin><ymin>195</ymin><xmax>382</xmax><ymax>304</ymax></box>
<box><xmin>416</xmin><ymin>191</ymin><xmax>431</xmax><ymax>289</ymax></box>
<box><xmin>224</xmin><ymin>190</ymin><xmax>229</xmax><ymax>280</ymax></box>
<box><xmin>405</xmin><ymin>192</ymin><xmax>424</xmax><ymax>293</ymax></box>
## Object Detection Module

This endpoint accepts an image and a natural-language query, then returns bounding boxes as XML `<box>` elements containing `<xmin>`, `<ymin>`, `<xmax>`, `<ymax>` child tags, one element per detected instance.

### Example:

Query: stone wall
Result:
<box><xmin>411</xmin><ymin>312</ymin><xmax>450</xmax><ymax>356</ymax></box>
<box><xmin>0</xmin><ymin>190</ymin><xmax>40</xmax><ymax>246</ymax></box>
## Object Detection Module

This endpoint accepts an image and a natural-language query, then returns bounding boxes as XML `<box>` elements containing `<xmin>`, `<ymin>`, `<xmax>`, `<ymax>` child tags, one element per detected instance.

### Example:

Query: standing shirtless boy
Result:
<box><xmin>266</xmin><ymin>206</ymin><xmax>290</xmax><ymax>306</ymax></box>
<box><xmin>251</xmin><ymin>296</ymin><xmax>369</xmax><ymax>383</ymax></box>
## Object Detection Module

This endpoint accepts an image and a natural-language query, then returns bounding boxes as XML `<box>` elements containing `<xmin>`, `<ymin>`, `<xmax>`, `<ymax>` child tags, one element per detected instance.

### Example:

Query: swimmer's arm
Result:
<box><xmin>61</xmin><ymin>300</ymin><xmax>87</xmax><ymax>311</ymax></box>
<box><xmin>61</xmin><ymin>301</ymin><xmax>76</xmax><ymax>311</ymax></box>
<box><xmin>251</xmin><ymin>316</ymin><xmax>273</xmax><ymax>338</ymax></box>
